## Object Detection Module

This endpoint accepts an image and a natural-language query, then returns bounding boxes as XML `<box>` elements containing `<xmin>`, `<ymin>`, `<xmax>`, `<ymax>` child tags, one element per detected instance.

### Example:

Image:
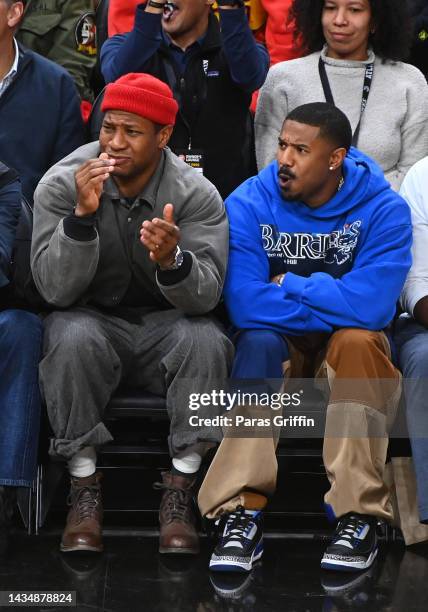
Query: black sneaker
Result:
<box><xmin>321</xmin><ymin>513</ymin><xmax>378</xmax><ymax>572</ymax></box>
<box><xmin>209</xmin><ymin>506</ymin><xmax>263</xmax><ymax>573</ymax></box>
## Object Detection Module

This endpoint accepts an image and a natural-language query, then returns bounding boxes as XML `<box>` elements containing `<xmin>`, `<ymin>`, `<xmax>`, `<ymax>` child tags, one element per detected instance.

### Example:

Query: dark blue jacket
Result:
<box><xmin>101</xmin><ymin>7</ymin><xmax>269</xmax><ymax>199</ymax></box>
<box><xmin>0</xmin><ymin>162</ymin><xmax>20</xmax><ymax>289</ymax></box>
<box><xmin>0</xmin><ymin>44</ymin><xmax>85</xmax><ymax>203</ymax></box>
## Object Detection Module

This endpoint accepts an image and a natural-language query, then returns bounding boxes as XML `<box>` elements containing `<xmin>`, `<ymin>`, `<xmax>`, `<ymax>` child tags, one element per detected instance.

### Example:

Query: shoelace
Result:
<box><xmin>332</xmin><ymin>514</ymin><xmax>367</xmax><ymax>546</ymax></box>
<box><xmin>219</xmin><ymin>506</ymin><xmax>256</xmax><ymax>545</ymax></box>
<box><xmin>153</xmin><ymin>482</ymin><xmax>191</xmax><ymax>523</ymax></box>
<box><xmin>67</xmin><ymin>486</ymin><xmax>100</xmax><ymax>523</ymax></box>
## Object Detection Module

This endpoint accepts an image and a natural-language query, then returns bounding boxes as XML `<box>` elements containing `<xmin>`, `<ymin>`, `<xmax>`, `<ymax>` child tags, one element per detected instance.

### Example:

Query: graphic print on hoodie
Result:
<box><xmin>262</xmin><ymin>218</ymin><xmax>362</xmax><ymax>279</ymax></box>
<box><xmin>224</xmin><ymin>148</ymin><xmax>413</xmax><ymax>335</ymax></box>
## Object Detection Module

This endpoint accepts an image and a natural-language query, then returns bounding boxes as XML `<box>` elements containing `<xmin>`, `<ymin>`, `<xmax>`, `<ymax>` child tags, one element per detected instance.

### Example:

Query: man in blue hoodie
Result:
<box><xmin>198</xmin><ymin>103</ymin><xmax>412</xmax><ymax>573</ymax></box>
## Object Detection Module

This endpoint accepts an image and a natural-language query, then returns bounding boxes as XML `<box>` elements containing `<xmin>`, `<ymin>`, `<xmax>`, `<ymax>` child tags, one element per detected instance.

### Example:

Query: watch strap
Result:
<box><xmin>148</xmin><ymin>0</ymin><xmax>166</xmax><ymax>9</ymax></box>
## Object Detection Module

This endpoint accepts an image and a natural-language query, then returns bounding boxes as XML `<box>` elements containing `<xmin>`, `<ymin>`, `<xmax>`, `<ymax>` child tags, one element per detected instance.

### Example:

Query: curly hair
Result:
<box><xmin>288</xmin><ymin>0</ymin><xmax>412</xmax><ymax>61</ymax></box>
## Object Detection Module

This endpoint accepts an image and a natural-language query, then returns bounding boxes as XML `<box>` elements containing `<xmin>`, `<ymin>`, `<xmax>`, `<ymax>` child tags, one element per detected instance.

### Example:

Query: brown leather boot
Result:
<box><xmin>61</xmin><ymin>472</ymin><xmax>103</xmax><ymax>553</ymax></box>
<box><xmin>156</xmin><ymin>472</ymin><xmax>200</xmax><ymax>555</ymax></box>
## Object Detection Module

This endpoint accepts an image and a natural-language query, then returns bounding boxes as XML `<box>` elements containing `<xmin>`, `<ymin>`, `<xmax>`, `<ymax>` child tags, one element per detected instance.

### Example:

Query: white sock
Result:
<box><xmin>68</xmin><ymin>446</ymin><xmax>97</xmax><ymax>478</ymax></box>
<box><xmin>172</xmin><ymin>451</ymin><xmax>202</xmax><ymax>474</ymax></box>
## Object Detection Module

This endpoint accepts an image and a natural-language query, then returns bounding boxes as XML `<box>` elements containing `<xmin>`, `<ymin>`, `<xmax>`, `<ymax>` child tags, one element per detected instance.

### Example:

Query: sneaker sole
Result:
<box><xmin>209</xmin><ymin>544</ymin><xmax>263</xmax><ymax>573</ymax></box>
<box><xmin>60</xmin><ymin>543</ymin><xmax>103</xmax><ymax>553</ymax></box>
<box><xmin>320</xmin><ymin>547</ymin><xmax>378</xmax><ymax>572</ymax></box>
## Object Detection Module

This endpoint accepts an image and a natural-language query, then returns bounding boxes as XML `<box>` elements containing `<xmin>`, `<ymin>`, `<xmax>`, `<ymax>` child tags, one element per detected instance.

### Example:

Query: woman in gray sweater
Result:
<box><xmin>255</xmin><ymin>0</ymin><xmax>428</xmax><ymax>191</ymax></box>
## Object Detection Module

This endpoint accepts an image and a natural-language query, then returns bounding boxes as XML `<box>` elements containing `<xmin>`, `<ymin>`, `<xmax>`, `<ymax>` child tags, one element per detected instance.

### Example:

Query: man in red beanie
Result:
<box><xmin>31</xmin><ymin>72</ymin><xmax>233</xmax><ymax>555</ymax></box>
<box><xmin>100</xmin><ymin>0</ymin><xmax>269</xmax><ymax>200</ymax></box>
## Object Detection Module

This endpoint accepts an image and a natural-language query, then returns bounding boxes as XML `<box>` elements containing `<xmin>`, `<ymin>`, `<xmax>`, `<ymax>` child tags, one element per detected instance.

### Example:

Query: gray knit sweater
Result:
<box><xmin>255</xmin><ymin>46</ymin><xmax>428</xmax><ymax>191</ymax></box>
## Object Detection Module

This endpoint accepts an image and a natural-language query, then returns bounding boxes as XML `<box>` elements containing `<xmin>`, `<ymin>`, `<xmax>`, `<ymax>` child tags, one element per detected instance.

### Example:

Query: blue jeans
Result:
<box><xmin>0</xmin><ymin>309</ymin><xmax>42</xmax><ymax>487</ymax></box>
<box><xmin>394</xmin><ymin>317</ymin><xmax>428</xmax><ymax>523</ymax></box>
<box><xmin>231</xmin><ymin>330</ymin><xmax>290</xmax><ymax>379</ymax></box>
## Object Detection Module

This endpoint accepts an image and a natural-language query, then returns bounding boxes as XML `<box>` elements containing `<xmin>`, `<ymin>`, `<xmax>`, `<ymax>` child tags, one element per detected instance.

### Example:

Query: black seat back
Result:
<box><xmin>87</xmin><ymin>87</ymin><xmax>106</xmax><ymax>143</ymax></box>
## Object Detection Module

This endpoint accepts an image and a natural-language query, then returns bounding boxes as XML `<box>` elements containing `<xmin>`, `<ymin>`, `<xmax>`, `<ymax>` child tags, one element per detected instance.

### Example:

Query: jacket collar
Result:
<box><xmin>161</xmin><ymin>10</ymin><xmax>221</xmax><ymax>54</ymax></box>
<box><xmin>16</xmin><ymin>42</ymin><xmax>34</xmax><ymax>72</ymax></box>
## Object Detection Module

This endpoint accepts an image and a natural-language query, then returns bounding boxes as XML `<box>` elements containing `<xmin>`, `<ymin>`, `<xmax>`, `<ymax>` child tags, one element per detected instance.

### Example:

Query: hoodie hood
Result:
<box><xmin>223</xmin><ymin>146</ymin><xmax>412</xmax><ymax>335</ymax></box>
<box><xmin>257</xmin><ymin>146</ymin><xmax>391</xmax><ymax>220</ymax></box>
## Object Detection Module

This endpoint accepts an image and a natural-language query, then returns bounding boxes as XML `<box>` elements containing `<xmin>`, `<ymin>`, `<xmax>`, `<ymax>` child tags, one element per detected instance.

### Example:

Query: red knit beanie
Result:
<box><xmin>101</xmin><ymin>73</ymin><xmax>178</xmax><ymax>126</ymax></box>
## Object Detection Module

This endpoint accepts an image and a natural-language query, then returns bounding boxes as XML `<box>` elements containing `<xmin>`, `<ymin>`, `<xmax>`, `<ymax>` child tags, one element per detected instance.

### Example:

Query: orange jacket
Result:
<box><xmin>260</xmin><ymin>0</ymin><xmax>300</xmax><ymax>64</ymax></box>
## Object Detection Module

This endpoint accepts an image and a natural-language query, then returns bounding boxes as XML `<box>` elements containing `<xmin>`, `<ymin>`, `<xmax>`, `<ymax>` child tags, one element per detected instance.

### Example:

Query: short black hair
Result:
<box><xmin>284</xmin><ymin>102</ymin><xmax>352</xmax><ymax>151</ymax></box>
<box><xmin>4</xmin><ymin>0</ymin><xmax>27</xmax><ymax>6</ymax></box>
<box><xmin>289</xmin><ymin>0</ymin><xmax>412</xmax><ymax>61</ymax></box>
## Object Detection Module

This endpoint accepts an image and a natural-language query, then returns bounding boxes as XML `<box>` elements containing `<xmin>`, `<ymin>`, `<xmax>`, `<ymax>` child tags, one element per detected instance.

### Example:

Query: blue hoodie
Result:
<box><xmin>224</xmin><ymin>148</ymin><xmax>412</xmax><ymax>335</ymax></box>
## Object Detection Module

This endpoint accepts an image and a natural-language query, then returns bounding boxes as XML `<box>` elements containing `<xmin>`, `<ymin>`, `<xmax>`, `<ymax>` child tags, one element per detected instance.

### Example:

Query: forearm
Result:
<box><xmin>31</xmin><ymin>219</ymin><xmax>99</xmax><ymax>307</ymax></box>
<box><xmin>101</xmin><ymin>5</ymin><xmax>163</xmax><ymax>82</ymax></box>
<box><xmin>219</xmin><ymin>6</ymin><xmax>269</xmax><ymax>91</ymax></box>
<box><xmin>31</xmin><ymin>180</ymin><xmax>100</xmax><ymax>307</ymax></box>
<box><xmin>225</xmin><ymin>280</ymin><xmax>332</xmax><ymax>334</ymax></box>
<box><xmin>158</xmin><ymin>252</ymin><xmax>225</xmax><ymax>315</ymax></box>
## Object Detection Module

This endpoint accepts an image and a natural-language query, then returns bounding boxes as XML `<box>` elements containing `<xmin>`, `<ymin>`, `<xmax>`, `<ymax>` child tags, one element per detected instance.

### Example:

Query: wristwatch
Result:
<box><xmin>160</xmin><ymin>245</ymin><xmax>184</xmax><ymax>271</ymax></box>
<box><xmin>217</xmin><ymin>0</ymin><xmax>245</xmax><ymax>7</ymax></box>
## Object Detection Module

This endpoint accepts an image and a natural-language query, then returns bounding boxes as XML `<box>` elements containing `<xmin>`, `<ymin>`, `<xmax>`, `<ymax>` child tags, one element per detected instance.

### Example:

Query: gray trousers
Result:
<box><xmin>40</xmin><ymin>306</ymin><xmax>234</xmax><ymax>460</ymax></box>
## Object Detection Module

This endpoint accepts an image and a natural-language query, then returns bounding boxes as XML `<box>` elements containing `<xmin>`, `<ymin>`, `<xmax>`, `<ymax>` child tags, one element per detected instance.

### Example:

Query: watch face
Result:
<box><xmin>175</xmin><ymin>248</ymin><xmax>184</xmax><ymax>268</ymax></box>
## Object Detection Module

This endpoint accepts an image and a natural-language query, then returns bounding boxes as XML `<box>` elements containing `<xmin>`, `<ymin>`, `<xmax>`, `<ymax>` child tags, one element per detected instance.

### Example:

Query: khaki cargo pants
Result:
<box><xmin>198</xmin><ymin>329</ymin><xmax>401</xmax><ymax>521</ymax></box>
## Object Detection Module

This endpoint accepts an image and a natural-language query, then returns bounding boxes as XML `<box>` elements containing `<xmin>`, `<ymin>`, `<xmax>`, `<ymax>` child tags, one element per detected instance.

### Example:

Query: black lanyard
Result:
<box><xmin>162</xmin><ymin>55</ymin><xmax>208</xmax><ymax>150</ymax></box>
<box><xmin>318</xmin><ymin>57</ymin><xmax>374</xmax><ymax>147</ymax></box>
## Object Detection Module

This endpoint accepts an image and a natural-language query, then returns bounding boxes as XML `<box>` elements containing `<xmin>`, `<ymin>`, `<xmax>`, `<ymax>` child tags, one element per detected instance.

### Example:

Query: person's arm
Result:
<box><xmin>218</xmin><ymin>5</ymin><xmax>269</xmax><ymax>92</ymax></box>
<box><xmin>101</xmin><ymin>3</ymin><xmax>163</xmax><ymax>83</ymax></box>
<box><xmin>31</xmin><ymin>155</ymin><xmax>115</xmax><ymax>307</ymax></box>
<box><xmin>224</xmin><ymin>184</ymin><xmax>333</xmax><ymax>333</ymax></box>
<box><xmin>31</xmin><ymin>184</ymin><xmax>99</xmax><ymax>307</ymax></box>
<box><xmin>225</xmin><ymin>183</ymin><xmax>412</xmax><ymax>333</ymax></box>
<box><xmin>0</xmin><ymin>174</ymin><xmax>21</xmax><ymax>288</ymax></box>
<box><xmin>282</xmin><ymin>212</ymin><xmax>412</xmax><ymax>330</ymax></box>
<box><xmin>156</xmin><ymin>191</ymin><xmax>228</xmax><ymax>315</ymax></box>
<box><xmin>51</xmin><ymin>73</ymin><xmax>86</xmax><ymax>165</ymax></box>
<box><xmin>385</xmin><ymin>66</ymin><xmax>428</xmax><ymax>191</ymax></box>
<box><xmin>140</xmin><ymin>183</ymin><xmax>228</xmax><ymax>315</ymax></box>
<box><xmin>400</xmin><ymin>160</ymin><xmax>428</xmax><ymax>325</ymax></box>
<box><xmin>254</xmin><ymin>63</ymin><xmax>289</xmax><ymax>170</ymax></box>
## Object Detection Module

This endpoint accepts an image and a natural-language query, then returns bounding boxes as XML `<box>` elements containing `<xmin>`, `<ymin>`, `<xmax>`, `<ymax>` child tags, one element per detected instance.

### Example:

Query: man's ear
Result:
<box><xmin>328</xmin><ymin>147</ymin><xmax>347</xmax><ymax>172</ymax></box>
<box><xmin>8</xmin><ymin>1</ymin><xmax>25</xmax><ymax>29</ymax></box>
<box><xmin>157</xmin><ymin>125</ymin><xmax>174</xmax><ymax>149</ymax></box>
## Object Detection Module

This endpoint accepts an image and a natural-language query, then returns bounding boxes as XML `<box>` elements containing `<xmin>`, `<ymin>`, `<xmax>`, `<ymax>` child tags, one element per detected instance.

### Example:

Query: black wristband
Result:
<box><xmin>157</xmin><ymin>251</ymin><xmax>193</xmax><ymax>286</ymax></box>
<box><xmin>148</xmin><ymin>0</ymin><xmax>166</xmax><ymax>8</ymax></box>
<box><xmin>63</xmin><ymin>213</ymin><xmax>97</xmax><ymax>241</ymax></box>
